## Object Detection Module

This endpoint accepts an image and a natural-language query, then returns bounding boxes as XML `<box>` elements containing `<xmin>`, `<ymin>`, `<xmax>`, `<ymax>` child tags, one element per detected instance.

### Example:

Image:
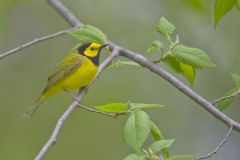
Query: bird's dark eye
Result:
<box><xmin>90</xmin><ymin>47</ymin><xmax>95</xmax><ymax>51</ymax></box>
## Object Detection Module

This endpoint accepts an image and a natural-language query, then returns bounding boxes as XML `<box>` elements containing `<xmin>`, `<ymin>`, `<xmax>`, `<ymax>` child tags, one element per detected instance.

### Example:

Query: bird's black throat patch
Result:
<box><xmin>87</xmin><ymin>55</ymin><xmax>100</xmax><ymax>66</ymax></box>
<box><xmin>77</xmin><ymin>42</ymin><xmax>100</xmax><ymax>66</ymax></box>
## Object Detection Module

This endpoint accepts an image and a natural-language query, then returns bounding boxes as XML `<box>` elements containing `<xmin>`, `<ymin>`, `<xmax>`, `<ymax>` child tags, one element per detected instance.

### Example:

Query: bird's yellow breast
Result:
<box><xmin>61</xmin><ymin>58</ymin><xmax>98</xmax><ymax>90</ymax></box>
<box><xmin>43</xmin><ymin>58</ymin><xmax>98</xmax><ymax>98</ymax></box>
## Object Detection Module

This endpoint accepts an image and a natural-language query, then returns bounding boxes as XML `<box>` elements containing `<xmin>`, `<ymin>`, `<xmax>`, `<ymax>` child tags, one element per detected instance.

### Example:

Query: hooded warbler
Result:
<box><xmin>24</xmin><ymin>42</ymin><xmax>108</xmax><ymax>119</ymax></box>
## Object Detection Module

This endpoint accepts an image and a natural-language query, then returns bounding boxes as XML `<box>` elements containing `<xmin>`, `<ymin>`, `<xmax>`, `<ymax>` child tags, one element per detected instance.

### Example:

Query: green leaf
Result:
<box><xmin>146</xmin><ymin>40</ymin><xmax>164</xmax><ymax>53</ymax></box>
<box><xmin>231</xmin><ymin>74</ymin><xmax>240</xmax><ymax>87</ymax></box>
<box><xmin>150</xmin><ymin>121</ymin><xmax>170</xmax><ymax>158</ymax></box>
<box><xmin>217</xmin><ymin>87</ymin><xmax>240</xmax><ymax>111</ymax></box>
<box><xmin>150</xmin><ymin>121</ymin><xmax>164</xmax><ymax>141</ymax></box>
<box><xmin>150</xmin><ymin>139</ymin><xmax>175</xmax><ymax>153</ymax></box>
<box><xmin>172</xmin><ymin>44</ymin><xmax>216</xmax><ymax>68</ymax></box>
<box><xmin>68</xmin><ymin>25</ymin><xmax>106</xmax><ymax>44</ymax></box>
<box><xmin>124</xmin><ymin>111</ymin><xmax>151</xmax><ymax>152</ymax></box>
<box><xmin>163</xmin><ymin>55</ymin><xmax>196</xmax><ymax>85</ymax></box>
<box><xmin>95</xmin><ymin>103</ymin><xmax>127</xmax><ymax>113</ymax></box>
<box><xmin>236</xmin><ymin>0</ymin><xmax>240</xmax><ymax>10</ymax></box>
<box><xmin>166</xmin><ymin>155</ymin><xmax>196</xmax><ymax>160</ymax></box>
<box><xmin>157</xmin><ymin>17</ymin><xmax>176</xmax><ymax>37</ymax></box>
<box><xmin>123</xmin><ymin>154</ymin><xmax>148</xmax><ymax>160</ymax></box>
<box><xmin>179</xmin><ymin>62</ymin><xmax>196</xmax><ymax>86</ymax></box>
<box><xmin>129</xmin><ymin>103</ymin><xmax>163</xmax><ymax>111</ymax></box>
<box><xmin>214</xmin><ymin>0</ymin><xmax>236</xmax><ymax>27</ymax></box>
<box><xmin>163</xmin><ymin>54</ymin><xmax>183</xmax><ymax>73</ymax></box>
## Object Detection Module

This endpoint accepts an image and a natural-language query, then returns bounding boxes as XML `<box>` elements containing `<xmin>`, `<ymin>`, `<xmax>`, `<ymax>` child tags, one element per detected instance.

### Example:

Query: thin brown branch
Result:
<box><xmin>76</xmin><ymin>103</ymin><xmax>116</xmax><ymax>117</ymax></box>
<box><xmin>198</xmin><ymin>126</ymin><xmax>233</xmax><ymax>160</ymax></box>
<box><xmin>34</xmin><ymin>47</ymin><xmax>119</xmax><ymax>160</ymax></box>
<box><xmin>34</xmin><ymin>98</ymin><xmax>80</xmax><ymax>160</ymax></box>
<box><xmin>0</xmin><ymin>28</ymin><xmax>75</xmax><ymax>60</ymax></box>
<box><xmin>47</xmin><ymin>0</ymin><xmax>82</xmax><ymax>27</ymax></box>
<box><xmin>212</xmin><ymin>91</ymin><xmax>240</xmax><ymax>105</ymax></box>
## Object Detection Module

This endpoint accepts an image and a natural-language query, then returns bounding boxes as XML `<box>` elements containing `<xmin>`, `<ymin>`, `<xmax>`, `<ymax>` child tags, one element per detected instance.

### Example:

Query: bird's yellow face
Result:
<box><xmin>83</xmin><ymin>42</ymin><xmax>102</xmax><ymax>57</ymax></box>
<box><xmin>78</xmin><ymin>42</ymin><xmax>108</xmax><ymax>66</ymax></box>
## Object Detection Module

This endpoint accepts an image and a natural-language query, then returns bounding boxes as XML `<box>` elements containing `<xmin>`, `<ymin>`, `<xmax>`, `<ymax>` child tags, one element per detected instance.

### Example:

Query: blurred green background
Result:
<box><xmin>1</xmin><ymin>0</ymin><xmax>240</xmax><ymax>159</ymax></box>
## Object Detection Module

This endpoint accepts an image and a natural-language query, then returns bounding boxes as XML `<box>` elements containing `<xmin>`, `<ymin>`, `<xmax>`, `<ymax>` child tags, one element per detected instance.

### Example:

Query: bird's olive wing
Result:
<box><xmin>43</xmin><ymin>53</ymin><xmax>85</xmax><ymax>92</ymax></box>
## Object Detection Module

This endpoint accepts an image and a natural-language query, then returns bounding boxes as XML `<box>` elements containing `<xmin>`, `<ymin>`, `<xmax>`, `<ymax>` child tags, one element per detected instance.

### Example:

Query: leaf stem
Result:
<box><xmin>212</xmin><ymin>90</ymin><xmax>240</xmax><ymax>105</ymax></box>
<box><xmin>198</xmin><ymin>126</ymin><xmax>233</xmax><ymax>160</ymax></box>
<box><xmin>0</xmin><ymin>27</ymin><xmax>76</xmax><ymax>59</ymax></box>
<box><xmin>76</xmin><ymin>103</ymin><xmax>116</xmax><ymax>117</ymax></box>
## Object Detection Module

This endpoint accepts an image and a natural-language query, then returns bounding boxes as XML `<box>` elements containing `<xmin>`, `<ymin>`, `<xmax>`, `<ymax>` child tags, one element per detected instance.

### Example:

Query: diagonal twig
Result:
<box><xmin>212</xmin><ymin>91</ymin><xmax>240</xmax><ymax>105</ymax></box>
<box><xmin>198</xmin><ymin>126</ymin><xmax>233</xmax><ymax>160</ymax></box>
<box><xmin>76</xmin><ymin>103</ymin><xmax>116</xmax><ymax>117</ymax></box>
<box><xmin>0</xmin><ymin>28</ymin><xmax>76</xmax><ymax>60</ymax></box>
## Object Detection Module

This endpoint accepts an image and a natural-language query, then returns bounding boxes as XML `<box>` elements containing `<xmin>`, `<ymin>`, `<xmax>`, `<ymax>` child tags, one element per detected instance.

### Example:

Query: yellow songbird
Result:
<box><xmin>23</xmin><ymin>42</ymin><xmax>108</xmax><ymax>119</ymax></box>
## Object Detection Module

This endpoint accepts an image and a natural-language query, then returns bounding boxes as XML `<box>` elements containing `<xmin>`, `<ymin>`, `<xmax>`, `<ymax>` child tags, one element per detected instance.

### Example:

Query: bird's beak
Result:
<box><xmin>99</xmin><ymin>43</ymin><xmax>109</xmax><ymax>50</ymax></box>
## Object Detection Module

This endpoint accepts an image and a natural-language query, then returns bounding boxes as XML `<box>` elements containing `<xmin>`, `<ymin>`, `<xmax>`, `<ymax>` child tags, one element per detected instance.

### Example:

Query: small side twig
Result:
<box><xmin>212</xmin><ymin>91</ymin><xmax>240</xmax><ymax>105</ymax></box>
<box><xmin>34</xmin><ymin>98</ymin><xmax>80</xmax><ymax>160</ymax></box>
<box><xmin>76</xmin><ymin>103</ymin><xmax>116</xmax><ymax>117</ymax></box>
<box><xmin>47</xmin><ymin>0</ymin><xmax>82</xmax><ymax>27</ymax></box>
<box><xmin>0</xmin><ymin>27</ymin><xmax>76</xmax><ymax>60</ymax></box>
<box><xmin>198</xmin><ymin>126</ymin><xmax>233</xmax><ymax>160</ymax></box>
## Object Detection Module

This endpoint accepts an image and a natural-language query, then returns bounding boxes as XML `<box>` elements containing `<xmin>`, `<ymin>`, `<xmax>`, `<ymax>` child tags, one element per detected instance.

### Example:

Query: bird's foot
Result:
<box><xmin>78</xmin><ymin>87</ymin><xmax>89</xmax><ymax>94</ymax></box>
<box><xmin>113</xmin><ymin>112</ymin><xmax>127</xmax><ymax>118</ymax></box>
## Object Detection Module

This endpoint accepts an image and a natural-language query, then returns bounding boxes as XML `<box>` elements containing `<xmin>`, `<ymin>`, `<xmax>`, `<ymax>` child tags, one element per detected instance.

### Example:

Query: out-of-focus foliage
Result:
<box><xmin>1</xmin><ymin>0</ymin><xmax>240</xmax><ymax>160</ymax></box>
<box><xmin>214</xmin><ymin>0</ymin><xmax>236</xmax><ymax>27</ymax></box>
<box><xmin>237</xmin><ymin>0</ymin><xmax>240</xmax><ymax>9</ymax></box>
<box><xmin>183</xmin><ymin>0</ymin><xmax>205</xmax><ymax>10</ymax></box>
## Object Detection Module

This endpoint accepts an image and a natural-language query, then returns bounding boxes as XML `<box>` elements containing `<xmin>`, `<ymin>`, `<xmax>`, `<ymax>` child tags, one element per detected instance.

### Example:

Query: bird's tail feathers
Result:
<box><xmin>23</xmin><ymin>96</ymin><xmax>44</xmax><ymax>119</ymax></box>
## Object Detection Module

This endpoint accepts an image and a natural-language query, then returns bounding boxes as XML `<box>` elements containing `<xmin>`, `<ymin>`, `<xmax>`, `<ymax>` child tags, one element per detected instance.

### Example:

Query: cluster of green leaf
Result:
<box><xmin>67</xmin><ymin>24</ymin><xmax>111</xmax><ymax>54</ymax></box>
<box><xmin>146</xmin><ymin>17</ymin><xmax>215</xmax><ymax>85</ymax></box>
<box><xmin>217</xmin><ymin>74</ymin><xmax>240</xmax><ymax>111</ymax></box>
<box><xmin>214</xmin><ymin>0</ymin><xmax>240</xmax><ymax>27</ymax></box>
<box><xmin>68</xmin><ymin>25</ymin><xmax>106</xmax><ymax>45</ymax></box>
<box><xmin>96</xmin><ymin>102</ymin><xmax>196</xmax><ymax>160</ymax></box>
